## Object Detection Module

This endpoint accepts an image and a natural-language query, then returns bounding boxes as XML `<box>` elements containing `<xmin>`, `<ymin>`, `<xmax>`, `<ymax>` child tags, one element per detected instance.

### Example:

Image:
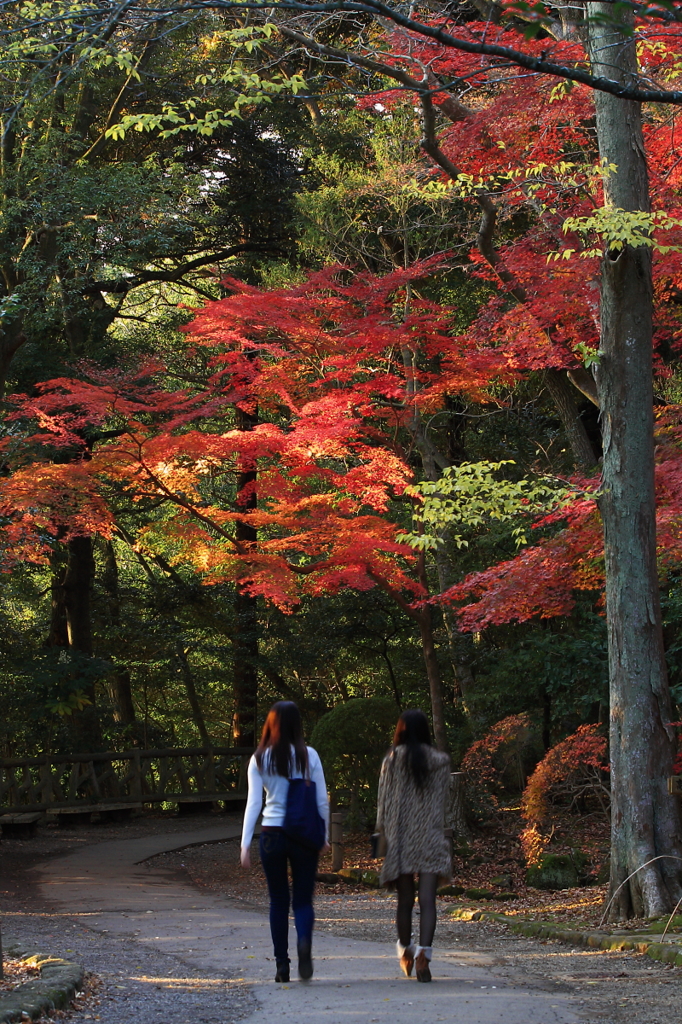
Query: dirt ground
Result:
<box><xmin>1</xmin><ymin>812</ymin><xmax>681</xmax><ymax>1024</ymax></box>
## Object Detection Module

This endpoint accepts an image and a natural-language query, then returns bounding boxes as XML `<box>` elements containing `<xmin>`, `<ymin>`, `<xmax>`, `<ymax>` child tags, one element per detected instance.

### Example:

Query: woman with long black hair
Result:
<box><xmin>377</xmin><ymin>709</ymin><xmax>451</xmax><ymax>982</ymax></box>
<box><xmin>240</xmin><ymin>700</ymin><xmax>329</xmax><ymax>983</ymax></box>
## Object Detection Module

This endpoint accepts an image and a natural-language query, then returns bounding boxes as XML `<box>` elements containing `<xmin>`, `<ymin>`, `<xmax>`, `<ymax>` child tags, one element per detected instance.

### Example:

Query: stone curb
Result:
<box><xmin>0</xmin><ymin>945</ymin><xmax>84</xmax><ymax>1022</ymax></box>
<box><xmin>450</xmin><ymin>907</ymin><xmax>682</xmax><ymax>967</ymax></box>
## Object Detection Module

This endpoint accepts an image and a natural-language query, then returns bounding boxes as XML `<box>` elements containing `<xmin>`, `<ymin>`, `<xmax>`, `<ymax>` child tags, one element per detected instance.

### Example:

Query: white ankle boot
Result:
<box><xmin>396</xmin><ymin>939</ymin><xmax>415</xmax><ymax>977</ymax></box>
<box><xmin>415</xmin><ymin>945</ymin><xmax>432</xmax><ymax>982</ymax></box>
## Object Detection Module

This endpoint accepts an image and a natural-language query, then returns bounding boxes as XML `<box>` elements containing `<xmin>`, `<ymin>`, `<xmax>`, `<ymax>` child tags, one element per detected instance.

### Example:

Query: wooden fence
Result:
<box><xmin>0</xmin><ymin>746</ymin><xmax>253</xmax><ymax>814</ymax></box>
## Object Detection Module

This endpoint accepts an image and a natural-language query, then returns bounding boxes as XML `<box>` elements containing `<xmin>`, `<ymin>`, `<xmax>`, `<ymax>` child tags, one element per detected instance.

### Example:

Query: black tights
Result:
<box><xmin>396</xmin><ymin>872</ymin><xmax>438</xmax><ymax>948</ymax></box>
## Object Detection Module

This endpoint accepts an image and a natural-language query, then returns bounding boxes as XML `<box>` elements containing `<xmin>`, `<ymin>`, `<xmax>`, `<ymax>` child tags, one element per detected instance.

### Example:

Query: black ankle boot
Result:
<box><xmin>297</xmin><ymin>939</ymin><xmax>313</xmax><ymax>981</ymax></box>
<box><xmin>275</xmin><ymin>959</ymin><xmax>290</xmax><ymax>983</ymax></box>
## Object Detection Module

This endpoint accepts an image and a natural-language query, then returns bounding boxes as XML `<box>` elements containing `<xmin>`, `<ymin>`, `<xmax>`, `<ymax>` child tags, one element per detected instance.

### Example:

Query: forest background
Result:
<box><xmin>4</xmin><ymin>0</ymin><xmax>682</xmax><ymax>919</ymax></box>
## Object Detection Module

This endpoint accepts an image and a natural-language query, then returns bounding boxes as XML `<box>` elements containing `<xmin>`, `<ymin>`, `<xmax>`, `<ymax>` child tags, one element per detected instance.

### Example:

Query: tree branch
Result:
<box><xmin>78</xmin><ymin>26</ymin><xmax>164</xmax><ymax>163</ymax></box>
<box><xmin>420</xmin><ymin>92</ymin><xmax>528</xmax><ymax>303</ymax></box>
<box><xmin>185</xmin><ymin>0</ymin><xmax>682</xmax><ymax>104</ymax></box>
<box><xmin>84</xmin><ymin>243</ymin><xmax>281</xmax><ymax>296</ymax></box>
<box><xmin>10</xmin><ymin>0</ymin><xmax>682</xmax><ymax>112</ymax></box>
<box><xmin>366</xmin><ymin>568</ymin><xmax>422</xmax><ymax>621</ymax></box>
<box><xmin>420</xmin><ymin>93</ymin><xmax>600</xmax><ymax>461</ymax></box>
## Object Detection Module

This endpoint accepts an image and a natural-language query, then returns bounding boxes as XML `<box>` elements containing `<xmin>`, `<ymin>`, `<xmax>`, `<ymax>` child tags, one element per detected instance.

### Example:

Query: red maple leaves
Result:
<box><xmin>5</xmin><ymin>21</ymin><xmax>682</xmax><ymax>630</ymax></box>
<box><xmin>0</xmin><ymin>265</ymin><xmax>504</xmax><ymax>606</ymax></box>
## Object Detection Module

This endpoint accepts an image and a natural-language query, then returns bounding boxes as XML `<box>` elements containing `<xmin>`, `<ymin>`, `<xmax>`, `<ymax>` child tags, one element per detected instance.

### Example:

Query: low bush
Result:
<box><xmin>461</xmin><ymin>713</ymin><xmax>534</xmax><ymax>818</ymax></box>
<box><xmin>520</xmin><ymin>724</ymin><xmax>609</xmax><ymax>865</ymax></box>
<box><xmin>310</xmin><ymin>695</ymin><xmax>398</xmax><ymax>824</ymax></box>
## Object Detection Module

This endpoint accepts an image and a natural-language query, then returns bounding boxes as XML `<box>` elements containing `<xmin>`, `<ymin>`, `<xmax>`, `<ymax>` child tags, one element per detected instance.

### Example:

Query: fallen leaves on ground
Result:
<box><xmin>35</xmin><ymin>971</ymin><xmax>103</xmax><ymax>1024</ymax></box>
<box><xmin>0</xmin><ymin>958</ymin><xmax>39</xmax><ymax>992</ymax></box>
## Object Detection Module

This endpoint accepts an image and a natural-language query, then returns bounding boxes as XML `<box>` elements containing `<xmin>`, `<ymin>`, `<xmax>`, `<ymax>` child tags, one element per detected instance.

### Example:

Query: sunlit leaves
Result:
<box><xmin>45</xmin><ymin>686</ymin><xmax>93</xmax><ymax>716</ymax></box>
<box><xmin>403</xmin><ymin>461</ymin><xmax>571</xmax><ymax>551</ymax></box>
<box><xmin>431</xmin><ymin>409</ymin><xmax>682</xmax><ymax>629</ymax></box>
<box><xmin>562</xmin><ymin>207</ymin><xmax>682</xmax><ymax>255</ymax></box>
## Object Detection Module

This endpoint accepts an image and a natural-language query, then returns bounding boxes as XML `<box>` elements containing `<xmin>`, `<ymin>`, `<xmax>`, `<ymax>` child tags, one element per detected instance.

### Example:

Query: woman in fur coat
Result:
<box><xmin>376</xmin><ymin>709</ymin><xmax>451</xmax><ymax>982</ymax></box>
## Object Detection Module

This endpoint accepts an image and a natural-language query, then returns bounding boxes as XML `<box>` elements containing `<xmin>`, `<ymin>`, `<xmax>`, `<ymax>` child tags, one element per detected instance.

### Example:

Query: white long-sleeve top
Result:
<box><xmin>240</xmin><ymin>745</ymin><xmax>329</xmax><ymax>849</ymax></box>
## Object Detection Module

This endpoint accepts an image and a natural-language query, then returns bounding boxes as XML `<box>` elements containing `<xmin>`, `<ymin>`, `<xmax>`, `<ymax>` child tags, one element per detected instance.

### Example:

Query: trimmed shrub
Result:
<box><xmin>310</xmin><ymin>696</ymin><xmax>398</xmax><ymax>824</ymax></box>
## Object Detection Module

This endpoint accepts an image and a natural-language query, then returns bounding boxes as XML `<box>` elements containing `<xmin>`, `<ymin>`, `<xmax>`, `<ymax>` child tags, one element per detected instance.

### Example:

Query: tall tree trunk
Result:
<box><xmin>588</xmin><ymin>3</ymin><xmax>682</xmax><ymax>919</ymax></box>
<box><xmin>46</xmin><ymin>546</ymin><xmax>69</xmax><ymax>648</ymax></box>
<box><xmin>544</xmin><ymin>369</ymin><xmax>599</xmax><ymax>469</ymax></box>
<box><xmin>401</xmin><ymin>332</ymin><xmax>461</xmax><ymax>748</ymax></box>
<box><xmin>100</xmin><ymin>539</ymin><xmax>137</xmax><ymax>728</ymax></box>
<box><xmin>0</xmin><ymin>324</ymin><xmax>25</xmax><ymax>398</ymax></box>
<box><xmin>412</xmin><ymin>543</ymin><xmax>448</xmax><ymax>751</ymax></box>
<box><xmin>233</xmin><ymin>588</ymin><xmax>258</xmax><ymax>746</ymax></box>
<box><xmin>374</xmin><ymin>556</ymin><xmax>449</xmax><ymax>749</ymax></box>
<box><xmin>433</xmin><ymin>541</ymin><xmax>477</xmax><ymax>712</ymax></box>
<box><xmin>63</xmin><ymin>536</ymin><xmax>94</xmax><ymax>654</ymax></box>
<box><xmin>62</xmin><ymin>535</ymin><xmax>103</xmax><ymax>749</ymax></box>
<box><xmin>175</xmin><ymin>642</ymin><xmax>212</xmax><ymax>747</ymax></box>
<box><xmin>447</xmin><ymin>772</ymin><xmax>470</xmax><ymax>840</ymax></box>
<box><xmin>542</xmin><ymin>686</ymin><xmax>552</xmax><ymax>752</ymax></box>
<box><xmin>415</xmin><ymin>606</ymin><xmax>449</xmax><ymax>752</ymax></box>
<box><xmin>380</xmin><ymin>641</ymin><xmax>402</xmax><ymax>709</ymax></box>
<box><xmin>107</xmin><ymin>666</ymin><xmax>137</xmax><ymax>731</ymax></box>
<box><xmin>233</xmin><ymin>405</ymin><xmax>258</xmax><ymax>748</ymax></box>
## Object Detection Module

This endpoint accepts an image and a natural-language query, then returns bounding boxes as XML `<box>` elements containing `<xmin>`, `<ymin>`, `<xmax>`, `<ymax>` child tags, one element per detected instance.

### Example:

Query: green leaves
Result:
<box><xmin>549</xmin><ymin>80</ymin><xmax>575</xmax><ymax>103</ymax></box>
<box><xmin>452</xmin><ymin>160</ymin><xmax>584</xmax><ymax>201</ymax></box>
<box><xmin>402</xmin><ymin>461</ymin><xmax>570</xmax><ymax>551</ymax></box>
<box><xmin>574</xmin><ymin>342</ymin><xmax>600</xmax><ymax>369</ymax></box>
<box><xmin>46</xmin><ymin>688</ymin><xmax>93</xmax><ymax>716</ymax></box>
<box><xmin>106</xmin><ymin>72</ymin><xmax>306</xmax><ymax>140</ymax></box>
<box><xmin>80</xmin><ymin>45</ymin><xmax>141</xmax><ymax>78</ymax></box>
<box><xmin>220</xmin><ymin>22</ymin><xmax>276</xmax><ymax>52</ymax></box>
<box><xmin>561</xmin><ymin>207</ymin><xmax>682</xmax><ymax>255</ymax></box>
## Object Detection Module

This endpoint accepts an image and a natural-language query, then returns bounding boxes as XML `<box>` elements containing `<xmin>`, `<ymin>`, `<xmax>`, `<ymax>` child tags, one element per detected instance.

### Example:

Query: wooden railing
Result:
<box><xmin>0</xmin><ymin>746</ymin><xmax>253</xmax><ymax>813</ymax></box>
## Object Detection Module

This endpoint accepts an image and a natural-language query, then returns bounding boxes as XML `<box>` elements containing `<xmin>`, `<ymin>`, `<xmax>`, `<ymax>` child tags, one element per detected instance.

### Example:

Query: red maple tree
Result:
<box><xmin>6</xmin><ymin>20</ymin><xmax>682</xmax><ymax>759</ymax></box>
<box><xmin>0</xmin><ymin>263</ymin><xmax>519</xmax><ymax>748</ymax></box>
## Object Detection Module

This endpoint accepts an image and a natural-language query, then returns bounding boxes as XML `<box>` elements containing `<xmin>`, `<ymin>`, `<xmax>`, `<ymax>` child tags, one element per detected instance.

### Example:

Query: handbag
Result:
<box><xmin>370</xmin><ymin>832</ymin><xmax>387</xmax><ymax>858</ymax></box>
<box><xmin>283</xmin><ymin>777</ymin><xmax>326</xmax><ymax>851</ymax></box>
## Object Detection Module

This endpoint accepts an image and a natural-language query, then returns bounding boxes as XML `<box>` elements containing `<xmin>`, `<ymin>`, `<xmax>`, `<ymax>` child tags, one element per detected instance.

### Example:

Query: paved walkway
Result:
<box><xmin>34</xmin><ymin>823</ymin><xmax>580</xmax><ymax>1024</ymax></box>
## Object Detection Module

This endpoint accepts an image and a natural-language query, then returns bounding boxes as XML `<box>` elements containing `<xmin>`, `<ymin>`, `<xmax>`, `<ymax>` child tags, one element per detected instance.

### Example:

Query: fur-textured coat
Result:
<box><xmin>376</xmin><ymin>744</ymin><xmax>452</xmax><ymax>886</ymax></box>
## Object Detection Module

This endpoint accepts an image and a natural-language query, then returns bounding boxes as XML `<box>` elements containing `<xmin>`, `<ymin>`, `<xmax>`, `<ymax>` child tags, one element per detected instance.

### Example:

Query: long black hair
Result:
<box><xmin>393</xmin><ymin>708</ymin><xmax>432</xmax><ymax>788</ymax></box>
<box><xmin>255</xmin><ymin>700</ymin><xmax>308</xmax><ymax>778</ymax></box>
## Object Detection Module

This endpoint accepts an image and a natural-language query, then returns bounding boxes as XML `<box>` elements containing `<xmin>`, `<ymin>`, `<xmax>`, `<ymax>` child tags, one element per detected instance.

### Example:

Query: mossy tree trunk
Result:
<box><xmin>588</xmin><ymin>1</ymin><xmax>682</xmax><ymax>919</ymax></box>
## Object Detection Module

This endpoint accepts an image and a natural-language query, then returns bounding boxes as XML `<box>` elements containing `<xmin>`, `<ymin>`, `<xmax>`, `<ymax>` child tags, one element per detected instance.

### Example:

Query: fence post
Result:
<box><xmin>236</xmin><ymin>755</ymin><xmax>250</xmax><ymax>796</ymax></box>
<box><xmin>130</xmin><ymin>749</ymin><xmax>143</xmax><ymax>800</ymax></box>
<box><xmin>331</xmin><ymin>812</ymin><xmax>344</xmax><ymax>872</ymax></box>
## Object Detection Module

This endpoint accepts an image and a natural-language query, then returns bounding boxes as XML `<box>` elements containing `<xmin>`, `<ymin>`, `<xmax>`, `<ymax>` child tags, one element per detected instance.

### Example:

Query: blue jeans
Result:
<box><xmin>259</xmin><ymin>830</ymin><xmax>319</xmax><ymax>962</ymax></box>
